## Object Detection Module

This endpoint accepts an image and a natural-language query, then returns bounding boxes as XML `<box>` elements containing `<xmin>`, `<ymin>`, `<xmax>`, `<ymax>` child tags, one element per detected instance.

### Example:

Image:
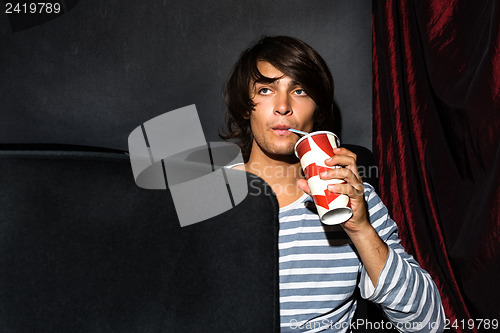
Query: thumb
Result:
<box><xmin>297</xmin><ymin>179</ymin><xmax>311</xmax><ymax>195</ymax></box>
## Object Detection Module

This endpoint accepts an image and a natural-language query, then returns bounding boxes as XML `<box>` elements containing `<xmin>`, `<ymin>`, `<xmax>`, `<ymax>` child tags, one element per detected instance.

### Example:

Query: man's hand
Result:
<box><xmin>296</xmin><ymin>147</ymin><xmax>388</xmax><ymax>286</ymax></box>
<box><xmin>296</xmin><ymin>147</ymin><xmax>370</xmax><ymax>234</ymax></box>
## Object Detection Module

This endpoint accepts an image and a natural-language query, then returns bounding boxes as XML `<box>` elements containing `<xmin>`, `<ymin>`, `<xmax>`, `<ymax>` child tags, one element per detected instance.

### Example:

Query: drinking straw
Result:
<box><xmin>288</xmin><ymin>128</ymin><xmax>309</xmax><ymax>136</ymax></box>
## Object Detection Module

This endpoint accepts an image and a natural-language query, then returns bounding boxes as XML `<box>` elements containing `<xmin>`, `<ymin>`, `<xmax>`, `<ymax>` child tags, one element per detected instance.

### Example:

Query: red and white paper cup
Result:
<box><xmin>294</xmin><ymin>131</ymin><xmax>353</xmax><ymax>225</ymax></box>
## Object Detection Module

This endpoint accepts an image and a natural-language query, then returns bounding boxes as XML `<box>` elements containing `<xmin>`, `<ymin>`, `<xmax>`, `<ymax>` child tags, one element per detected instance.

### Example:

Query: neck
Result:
<box><xmin>244</xmin><ymin>146</ymin><xmax>305</xmax><ymax>208</ymax></box>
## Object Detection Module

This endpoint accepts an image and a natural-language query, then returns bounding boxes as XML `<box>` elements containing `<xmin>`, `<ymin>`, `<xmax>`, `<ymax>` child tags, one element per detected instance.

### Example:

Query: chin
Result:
<box><xmin>270</xmin><ymin>144</ymin><xmax>296</xmax><ymax>156</ymax></box>
<box><xmin>253</xmin><ymin>135</ymin><xmax>298</xmax><ymax>158</ymax></box>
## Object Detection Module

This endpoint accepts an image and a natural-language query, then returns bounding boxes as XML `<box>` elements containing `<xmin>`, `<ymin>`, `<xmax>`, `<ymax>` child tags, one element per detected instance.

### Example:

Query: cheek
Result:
<box><xmin>304</xmin><ymin>119</ymin><xmax>315</xmax><ymax>132</ymax></box>
<box><xmin>249</xmin><ymin>103</ymin><xmax>269</xmax><ymax>125</ymax></box>
<box><xmin>249</xmin><ymin>114</ymin><xmax>264</xmax><ymax>136</ymax></box>
<box><xmin>253</xmin><ymin>98</ymin><xmax>273</xmax><ymax>112</ymax></box>
<box><xmin>299</xmin><ymin>102</ymin><xmax>316</xmax><ymax>130</ymax></box>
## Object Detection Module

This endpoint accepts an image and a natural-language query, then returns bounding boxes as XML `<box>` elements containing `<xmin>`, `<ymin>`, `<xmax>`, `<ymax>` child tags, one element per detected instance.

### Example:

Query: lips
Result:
<box><xmin>271</xmin><ymin>124</ymin><xmax>292</xmax><ymax>136</ymax></box>
<box><xmin>271</xmin><ymin>124</ymin><xmax>291</xmax><ymax>130</ymax></box>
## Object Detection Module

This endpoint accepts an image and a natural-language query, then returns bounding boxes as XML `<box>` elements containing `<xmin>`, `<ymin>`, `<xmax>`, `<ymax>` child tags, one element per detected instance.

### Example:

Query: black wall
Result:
<box><xmin>0</xmin><ymin>0</ymin><xmax>371</xmax><ymax>150</ymax></box>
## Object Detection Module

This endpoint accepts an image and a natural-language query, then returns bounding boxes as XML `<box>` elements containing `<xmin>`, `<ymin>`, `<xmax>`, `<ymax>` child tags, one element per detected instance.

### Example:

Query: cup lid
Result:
<box><xmin>293</xmin><ymin>131</ymin><xmax>340</xmax><ymax>158</ymax></box>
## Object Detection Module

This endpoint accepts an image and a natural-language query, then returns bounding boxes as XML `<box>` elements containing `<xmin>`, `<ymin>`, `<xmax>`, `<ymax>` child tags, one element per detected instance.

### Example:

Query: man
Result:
<box><xmin>221</xmin><ymin>36</ymin><xmax>445</xmax><ymax>332</ymax></box>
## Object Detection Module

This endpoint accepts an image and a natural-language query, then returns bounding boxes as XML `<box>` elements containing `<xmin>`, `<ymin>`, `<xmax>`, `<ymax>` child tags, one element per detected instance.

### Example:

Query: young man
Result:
<box><xmin>221</xmin><ymin>36</ymin><xmax>445</xmax><ymax>332</ymax></box>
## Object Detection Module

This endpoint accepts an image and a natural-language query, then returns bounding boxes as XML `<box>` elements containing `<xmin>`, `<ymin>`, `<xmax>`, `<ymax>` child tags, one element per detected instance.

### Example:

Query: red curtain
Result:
<box><xmin>372</xmin><ymin>0</ymin><xmax>500</xmax><ymax>332</ymax></box>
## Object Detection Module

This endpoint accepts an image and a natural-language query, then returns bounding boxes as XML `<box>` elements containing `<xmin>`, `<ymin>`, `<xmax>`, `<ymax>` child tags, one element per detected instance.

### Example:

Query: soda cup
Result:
<box><xmin>294</xmin><ymin>131</ymin><xmax>353</xmax><ymax>225</ymax></box>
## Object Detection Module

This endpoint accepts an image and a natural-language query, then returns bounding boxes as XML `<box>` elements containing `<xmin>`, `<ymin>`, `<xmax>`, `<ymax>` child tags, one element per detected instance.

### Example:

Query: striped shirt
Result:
<box><xmin>279</xmin><ymin>183</ymin><xmax>445</xmax><ymax>332</ymax></box>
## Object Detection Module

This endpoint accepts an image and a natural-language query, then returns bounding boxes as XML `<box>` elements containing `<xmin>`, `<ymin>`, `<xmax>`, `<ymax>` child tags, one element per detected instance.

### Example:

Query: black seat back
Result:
<box><xmin>0</xmin><ymin>144</ymin><xmax>280</xmax><ymax>332</ymax></box>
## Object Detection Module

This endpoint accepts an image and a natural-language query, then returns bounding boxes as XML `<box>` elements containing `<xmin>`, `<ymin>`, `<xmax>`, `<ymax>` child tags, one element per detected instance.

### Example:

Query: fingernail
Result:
<box><xmin>334</xmin><ymin>148</ymin><xmax>341</xmax><ymax>152</ymax></box>
<box><xmin>320</xmin><ymin>171</ymin><xmax>328</xmax><ymax>177</ymax></box>
<box><xmin>328</xmin><ymin>184</ymin><xmax>336</xmax><ymax>191</ymax></box>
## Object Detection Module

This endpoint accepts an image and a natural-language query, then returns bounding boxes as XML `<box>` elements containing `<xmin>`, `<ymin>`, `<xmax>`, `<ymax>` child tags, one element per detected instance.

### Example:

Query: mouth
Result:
<box><xmin>271</xmin><ymin>124</ymin><xmax>292</xmax><ymax>136</ymax></box>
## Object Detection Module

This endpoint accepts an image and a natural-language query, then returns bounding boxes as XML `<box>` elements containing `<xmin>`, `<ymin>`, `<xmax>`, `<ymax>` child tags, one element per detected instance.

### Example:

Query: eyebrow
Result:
<box><xmin>254</xmin><ymin>77</ymin><xmax>302</xmax><ymax>87</ymax></box>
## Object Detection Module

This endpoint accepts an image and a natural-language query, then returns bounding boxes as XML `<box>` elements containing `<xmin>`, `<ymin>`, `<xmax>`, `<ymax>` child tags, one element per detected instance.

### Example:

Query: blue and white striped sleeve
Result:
<box><xmin>358</xmin><ymin>183</ymin><xmax>446</xmax><ymax>332</ymax></box>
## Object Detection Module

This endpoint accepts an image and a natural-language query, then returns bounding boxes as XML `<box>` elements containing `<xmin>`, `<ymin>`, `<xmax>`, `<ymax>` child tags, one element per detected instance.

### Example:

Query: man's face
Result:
<box><xmin>248</xmin><ymin>61</ymin><xmax>316</xmax><ymax>159</ymax></box>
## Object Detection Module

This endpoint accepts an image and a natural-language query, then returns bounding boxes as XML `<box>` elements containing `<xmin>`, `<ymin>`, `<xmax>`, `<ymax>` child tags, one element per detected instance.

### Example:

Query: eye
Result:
<box><xmin>294</xmin><ymin>89</ymin><xmax>308</xmax><ymax>96</ymax></box>
<box><xmin>258</xmin><ymin>87</ymin><xmax>273</xmax><ymax>95</ymax></box>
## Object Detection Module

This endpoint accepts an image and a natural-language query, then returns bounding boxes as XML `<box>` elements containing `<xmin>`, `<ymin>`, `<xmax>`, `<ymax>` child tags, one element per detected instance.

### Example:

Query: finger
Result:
<box><xmin>327</xmin><ymin>182</ymin><xmax>365</xmax><ymax>198</ymax></box>
<box><xmin>333</xmin><ymin>147</ymin><xmax>357</xmax><ymax>161</ymax></box>
<box><xmin>325</xmin><ymin>153</ymin><xmax>362</xmax><ymax>183</ymax></box>
<box><xmin>320</xmin><ymin>168</ymin><xmax>364</xmax><ymax>195</ymax></box>
<box><xmin>325</xmin><ymin>154</ymin><xmax>356</xmax><ymax>168</ymax></box>
<box><xmin>297</xmin><ymin>178</ymin><xmax>311</xmax><ymax>195</ymax></box>
<box><xmin>320</xmin><ymin>167</ymin><xmax>360</xmax><ymax>184</ymax></box>
<box><xmin>319</xmin><ymin>167</ymin><xmax>350</xmax><ymax>180</ymax></box>
<box><xmin>324</xmin><ymin>148</ymin><xmax>356</xmax><ymax>170</ymax></box>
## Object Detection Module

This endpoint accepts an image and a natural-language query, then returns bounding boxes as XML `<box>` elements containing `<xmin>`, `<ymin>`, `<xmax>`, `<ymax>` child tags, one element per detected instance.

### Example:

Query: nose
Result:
<box><xmin>274</xmin><ymin>93</ymin><xmax>292</xmax><ymax>116</ymax></box>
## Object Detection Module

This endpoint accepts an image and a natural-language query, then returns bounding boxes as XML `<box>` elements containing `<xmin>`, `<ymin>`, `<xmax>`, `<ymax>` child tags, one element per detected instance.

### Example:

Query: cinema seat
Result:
<box><xmin>0</xmin><ymin>144</ymin><xmax>279</xmax><ymax>332</ymax></box>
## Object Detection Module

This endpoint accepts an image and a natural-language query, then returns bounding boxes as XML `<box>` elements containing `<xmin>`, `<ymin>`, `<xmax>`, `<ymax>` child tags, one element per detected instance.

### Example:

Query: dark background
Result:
<box><xmin>0</xmin><ymin>0</ymin><xmax>372</xmax><ymax>151</ymax></box>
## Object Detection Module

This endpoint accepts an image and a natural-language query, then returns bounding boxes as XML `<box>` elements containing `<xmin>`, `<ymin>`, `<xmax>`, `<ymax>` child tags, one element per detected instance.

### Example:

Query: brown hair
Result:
<box><xmin>219</xmin><ymin>36</ymin><xmax>335</xmax><ymax>162</ymax></box>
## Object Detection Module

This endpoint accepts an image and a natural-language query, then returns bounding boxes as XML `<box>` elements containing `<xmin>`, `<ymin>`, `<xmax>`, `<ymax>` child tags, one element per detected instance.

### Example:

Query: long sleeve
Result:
<box><xmin>358</xmin><ymin>184</ymin><xmax>446</xmax><ymax>333</ymax></box>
